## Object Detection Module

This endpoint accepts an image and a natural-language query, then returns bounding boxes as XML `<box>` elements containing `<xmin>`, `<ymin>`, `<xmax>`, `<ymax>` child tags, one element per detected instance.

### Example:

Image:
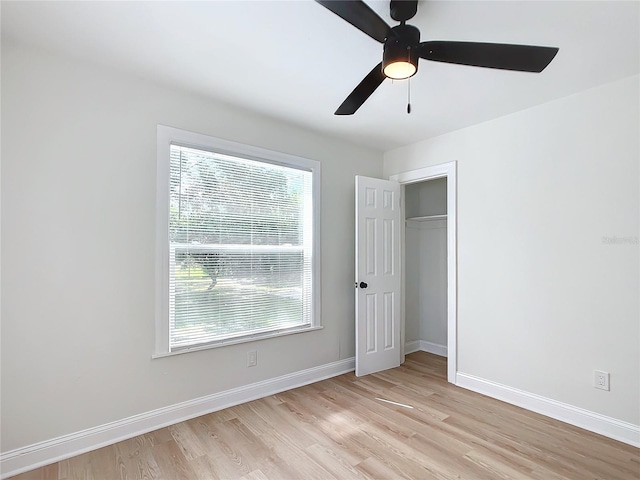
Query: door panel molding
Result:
<box><xmin>355</xmin><ymin>176</ymin><xmax>402</xmax><ymax>377</ymax></box>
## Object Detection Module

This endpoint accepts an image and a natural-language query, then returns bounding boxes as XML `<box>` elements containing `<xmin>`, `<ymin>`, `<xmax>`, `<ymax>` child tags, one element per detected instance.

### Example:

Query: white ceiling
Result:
<box><xmin>2</xmin><ymin>1</ymin><xmax>638</xmax><ymax>151</ymax></box>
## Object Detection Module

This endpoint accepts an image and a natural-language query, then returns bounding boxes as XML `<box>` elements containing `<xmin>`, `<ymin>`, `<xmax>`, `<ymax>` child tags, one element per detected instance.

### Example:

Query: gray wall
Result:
<box><xmin>1</xmin><ymin>42</ymin><xmax>383</xmax><ymax>451</ymax></box>
<box><xmin>386</xmin><ymin>75</ymin><xmax>640</xmax><ymax>425</ymax></box>
<box><xmin>405</xmin><ymin>177</ymin><xmax>447</xmax><ymax>218</ymax></box>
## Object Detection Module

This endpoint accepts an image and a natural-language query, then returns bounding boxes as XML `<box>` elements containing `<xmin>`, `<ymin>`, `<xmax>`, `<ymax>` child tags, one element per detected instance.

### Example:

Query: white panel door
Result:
<box><xmin>355</xmin><ymin>175</ymin><xmax>401</xmax><ymax>377</ymax></box>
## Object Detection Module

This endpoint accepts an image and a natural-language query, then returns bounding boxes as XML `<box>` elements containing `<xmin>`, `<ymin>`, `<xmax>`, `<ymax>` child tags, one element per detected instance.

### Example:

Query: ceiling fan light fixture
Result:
<box><xmin>382</xmin><ymin>24</ymin><xmax>420</xmax><ymax>79</ymax></box>
<box><xmin>383</xmin><ymin>60</ymin><xmax>416</xmax><ymax>79</ymax></box>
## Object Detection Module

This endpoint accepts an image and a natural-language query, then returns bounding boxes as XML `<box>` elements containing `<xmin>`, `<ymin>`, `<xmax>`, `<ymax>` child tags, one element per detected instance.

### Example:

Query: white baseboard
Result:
<box><xmin>419</xmin><ymin>341</ymin><xmax>447</xmax><ymax>357</ymax></box>
<box><xmin>456</xmin><ymin>372</ymin><xmax>640</xmax><ymax>448</ymax></box>
<box><xmin>404</xmin><ymin>340</ymin><xmax>421</xmax><ymax>354</ymax></box>
<box><xmin>405</xmin><ymin>340</ymin><xmax>447</xmax><ymax>357</ymax></box>
<box><xmin>0</xmin><ymin>358</ymin><xmax>355</xmax><ymax>479</ymax></box>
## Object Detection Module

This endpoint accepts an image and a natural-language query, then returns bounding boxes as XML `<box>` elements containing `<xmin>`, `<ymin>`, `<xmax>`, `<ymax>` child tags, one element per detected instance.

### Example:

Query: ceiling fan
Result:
<box><xmin>316</xmin><ymin>0</ymin><xmax>559</xmax><ymax>115</ymax></box>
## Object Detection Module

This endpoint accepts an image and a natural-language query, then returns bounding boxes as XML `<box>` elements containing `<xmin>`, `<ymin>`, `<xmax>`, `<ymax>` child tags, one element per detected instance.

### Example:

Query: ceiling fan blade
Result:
<box><xmin>419</xmin><ymin>41</ymin><xmax>559</xmax><ymax>72</ymax></box>
<box><xmin>315</xmin><ymin>0</ymin><xmax>391</xmax><ymax>43</ymax></box>
<box><xmin>335</xmin><ymin>62</ymin><xmax>386</xmax><ymax>115</ymax></box>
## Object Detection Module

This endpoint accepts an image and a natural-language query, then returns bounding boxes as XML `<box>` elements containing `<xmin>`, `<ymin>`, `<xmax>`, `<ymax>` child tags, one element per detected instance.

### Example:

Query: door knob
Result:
<box><xmin>359</xmin><ymin>282</ymin><xmax>368</xmax><ymax>289</ymax></box>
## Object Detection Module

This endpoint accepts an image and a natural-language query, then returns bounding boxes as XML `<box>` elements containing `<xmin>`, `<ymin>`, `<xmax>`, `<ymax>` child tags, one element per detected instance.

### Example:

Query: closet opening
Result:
<box><xmin>390</xmin><ymin>161</ymin><xmax>457</xmax><ymax>383</ymax></box>
<box><xmin>404</xmin><ymin>177</ymin><xmax>449</xmax><ymax>359</ymax></box>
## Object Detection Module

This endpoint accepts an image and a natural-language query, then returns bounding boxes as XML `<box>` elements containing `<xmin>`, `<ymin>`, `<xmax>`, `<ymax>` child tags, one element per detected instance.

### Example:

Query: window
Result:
<box><xmin>155</xmin><ymin>126</ymin><xmax>321</xmax><ymax>355</ymax></box>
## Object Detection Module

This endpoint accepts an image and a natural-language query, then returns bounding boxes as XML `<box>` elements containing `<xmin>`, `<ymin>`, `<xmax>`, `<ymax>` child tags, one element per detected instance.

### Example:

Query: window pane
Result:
<box><xmin>168</xmin><ymin>145</ymin><xmax>313</xmax><ymax>349</ymax></box>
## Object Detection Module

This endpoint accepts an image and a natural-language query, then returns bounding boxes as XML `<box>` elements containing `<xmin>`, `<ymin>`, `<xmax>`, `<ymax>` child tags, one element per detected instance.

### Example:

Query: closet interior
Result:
<box><xmin>404</xmin><ymin>177</ymin><xmax>448</xmax><ymax>357</ymax></box>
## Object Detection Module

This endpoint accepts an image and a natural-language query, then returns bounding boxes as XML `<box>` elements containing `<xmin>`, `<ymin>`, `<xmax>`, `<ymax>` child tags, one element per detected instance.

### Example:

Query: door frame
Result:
<box><xmin>389</xmin><ymin>161</ymin><xmax>458</xmax><ymax>384</ymax></box>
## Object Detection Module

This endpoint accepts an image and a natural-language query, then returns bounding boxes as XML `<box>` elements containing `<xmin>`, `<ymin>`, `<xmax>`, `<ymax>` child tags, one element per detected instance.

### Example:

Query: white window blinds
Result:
<box><xmin>168</xmin><ymin>145</ymin><xmax>314</xmax><ymax>350</ymax></box>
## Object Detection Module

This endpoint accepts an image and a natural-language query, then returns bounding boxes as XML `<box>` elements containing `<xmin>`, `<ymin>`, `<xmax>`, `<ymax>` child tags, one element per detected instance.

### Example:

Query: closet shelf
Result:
<box><xmin>406</xmin><ymin>214</ymin><xmax>447</xmax><ymax>222</ymax></box>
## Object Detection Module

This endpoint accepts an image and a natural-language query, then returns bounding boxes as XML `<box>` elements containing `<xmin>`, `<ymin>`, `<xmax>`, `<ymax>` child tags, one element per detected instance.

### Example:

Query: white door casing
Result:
<box><xmin>355</xmin><ymin>175</ymin><xmax>402</xmax><ymax>377</ymax></box>
<box><xmin>390</xmin><ymin>161</ymin><xmax>457</xmax><ymax>383</ymax></box>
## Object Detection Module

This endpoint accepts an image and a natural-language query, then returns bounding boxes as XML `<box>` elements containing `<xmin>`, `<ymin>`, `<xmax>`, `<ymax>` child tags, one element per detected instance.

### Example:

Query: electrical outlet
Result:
<box><xmin>594</xmin><ymin>370</ymin><xmax>610</xmax><ymax>391</ymax></box>
<box><xmin>247</xmin><ymin>351</ymin><xmax>257</xmax><ymax>367</ymax></box>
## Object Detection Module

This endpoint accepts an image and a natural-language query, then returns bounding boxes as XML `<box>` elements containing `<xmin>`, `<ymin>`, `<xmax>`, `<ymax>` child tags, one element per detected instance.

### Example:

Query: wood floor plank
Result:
<box><xmin>256</xmin><ymin>432</ymin><xmax>336</xmax><ymax>480</ymax></box>
<box><xmin>237</xmin><ymin>470</ymin><xmax>269</xmax><ymax>480</ymax></box>
<box><xmin>304</xmin><ymin>443</ymin><xmax>369</xmax><ymax>480</ymax></box>
<box><xmin>148</xmin><ymin>440</ymin><xmax>197</xmax><ymax>480</ymax></box>
<box><xmin>9</xmin><ymin>352</ymin><xmax>640</xmax><ymax>480</ymax></box>
<box><xmin>6</xmin><ymin>464</ymin><xmax>59</xmax><ymax>480</ymax></box>
<box><xmin>169</xmin><ymin>421</ymin><xmax>211</xmax><ymax>461</ymax></box>
<box><xmin>354</xmin><ymin>456</ymin><xmax>404</xmax><ymax>479</ymax></box>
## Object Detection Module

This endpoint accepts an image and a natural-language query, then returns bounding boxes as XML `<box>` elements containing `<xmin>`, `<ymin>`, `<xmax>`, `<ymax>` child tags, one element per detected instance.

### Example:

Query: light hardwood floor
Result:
<box><xmin>11</xmin><ymin>352</ymin><xmax>639</xmax><ymax>479</ymax></box>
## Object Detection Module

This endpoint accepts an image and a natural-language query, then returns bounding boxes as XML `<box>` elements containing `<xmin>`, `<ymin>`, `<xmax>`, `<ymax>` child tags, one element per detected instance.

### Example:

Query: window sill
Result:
<box><xmin>152</xmin><ymin>325</ymin><xmax>324</xmax><ymax>359</ymax></box>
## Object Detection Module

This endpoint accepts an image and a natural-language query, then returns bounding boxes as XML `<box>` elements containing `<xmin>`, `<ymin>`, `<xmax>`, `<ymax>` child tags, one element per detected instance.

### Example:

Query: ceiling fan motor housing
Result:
<box><xmin>383</xmin><ymin>24</ymin><xmax>420</xmax><ymax>78</ymax></box>
<box><xmin>390</xmin><ymin>0</ymin><xmax>418</xmax><ymax>22</ymax></box>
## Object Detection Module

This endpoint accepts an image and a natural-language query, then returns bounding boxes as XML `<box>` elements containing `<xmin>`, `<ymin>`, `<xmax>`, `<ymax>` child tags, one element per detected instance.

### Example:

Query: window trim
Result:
<box><xmin>154</xmin><ymin>125</ymin><xmax>321</xmax><ymax>357</ymax></box>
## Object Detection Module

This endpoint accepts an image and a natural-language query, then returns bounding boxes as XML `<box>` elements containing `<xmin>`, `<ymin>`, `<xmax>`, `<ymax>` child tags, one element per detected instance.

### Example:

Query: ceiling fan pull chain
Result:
<box><xmin>407</xmin><ymin>78</ymin><xmax>412</xmax><ymax>114</ymax></box>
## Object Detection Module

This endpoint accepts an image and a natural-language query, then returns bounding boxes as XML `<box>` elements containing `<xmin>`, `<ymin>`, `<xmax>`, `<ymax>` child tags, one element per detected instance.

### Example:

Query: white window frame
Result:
<box><xmin>154</xmin><ymin>125</ymin><xmax>321</xmax><ymax>357</ymax></box>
